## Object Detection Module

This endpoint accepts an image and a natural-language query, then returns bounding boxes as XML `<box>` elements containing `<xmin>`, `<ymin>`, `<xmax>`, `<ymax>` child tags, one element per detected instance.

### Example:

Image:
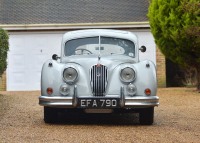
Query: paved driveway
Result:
<box><xmin>0</xmin><ymin>88</ymin><xmax>200</xmax><ymax>143</ymax></box>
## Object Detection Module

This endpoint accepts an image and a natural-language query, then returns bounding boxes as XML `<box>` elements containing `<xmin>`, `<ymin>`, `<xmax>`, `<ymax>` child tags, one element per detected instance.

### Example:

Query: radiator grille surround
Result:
<box><xmin>90</xmin><ymin>65</ymin><xmax>108</xmax><ymax>96</ymax></box>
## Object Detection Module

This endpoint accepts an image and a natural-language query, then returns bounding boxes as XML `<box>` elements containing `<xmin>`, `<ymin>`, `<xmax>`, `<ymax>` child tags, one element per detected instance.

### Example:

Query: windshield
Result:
<box><xmin>64</xmin><ymin>37</ymin><xmax>135</xmax><ymax>57</ymax></box>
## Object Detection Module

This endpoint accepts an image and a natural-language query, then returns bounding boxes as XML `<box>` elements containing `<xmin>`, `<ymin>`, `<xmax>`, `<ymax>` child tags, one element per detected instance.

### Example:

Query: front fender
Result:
<box><xmin>107</xmin><ymin>60</ymin><xmax>157</xmax><ymax>96</ymax></box>
<box><xmin>41</xmin><ymin>60</ymin><xmax>65</xmax><ymax>96</ymax></box>
<box><xmin>133</xmin><ymin>60</ymin><xmax>157</xmax><ymax>96</ymax></box>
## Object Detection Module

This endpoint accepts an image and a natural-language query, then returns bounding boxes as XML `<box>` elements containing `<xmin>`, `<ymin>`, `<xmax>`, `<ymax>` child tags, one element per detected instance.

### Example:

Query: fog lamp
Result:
<box><xmin>127</xmin><ymin>84</ymin><xmax>136</xmax><ymax>96</ymax></box>
<box><xmin>145</xmin><ymin>88</ymin><xmax>151</xmax><ymax>95</ymax></box>
<box><xmin>47</xmin><ymin>87</ymin><xmax>53</xmax><ymax>95</ymax></box>
<box><xmin>60</xmin><ymin>84</ymin><xmax>70</xmax><ymax>96</ymax></box>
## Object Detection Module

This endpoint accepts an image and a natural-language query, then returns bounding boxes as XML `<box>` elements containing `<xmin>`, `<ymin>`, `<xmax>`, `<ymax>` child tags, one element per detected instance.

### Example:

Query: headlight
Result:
<box><xmin>63</xmin><ymin>67</ymin><xmax>78</xmax><ymax>83</ymax></box>
<box><xmin>120</xmin><ymin>67</ymin><xmax>135</xmax><ymax>82</ymax></box>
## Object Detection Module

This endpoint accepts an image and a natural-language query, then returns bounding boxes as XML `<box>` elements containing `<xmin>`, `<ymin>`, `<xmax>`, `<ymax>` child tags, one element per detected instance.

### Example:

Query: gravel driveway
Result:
<box><xmin>0</xmin><ymin>88</ymin><xmax>200</xmax><ymax>143</ymax></box>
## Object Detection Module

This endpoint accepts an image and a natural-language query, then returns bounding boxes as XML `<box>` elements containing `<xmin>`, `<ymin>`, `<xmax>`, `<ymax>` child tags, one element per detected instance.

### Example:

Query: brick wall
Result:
<box><xmin>0</xmin><ymin>71</ymin><xmax>6</xmax><ymax>91</ymax></box>
<box><xmin>156</xmin><ymin>47</ymin><xmax>166</xmax><ymax>87</ymax></box>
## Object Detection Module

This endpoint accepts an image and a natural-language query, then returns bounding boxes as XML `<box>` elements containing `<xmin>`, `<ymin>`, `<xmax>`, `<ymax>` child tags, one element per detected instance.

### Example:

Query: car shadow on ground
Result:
<box><xmin>48</xmin><ymin>112</ymin><xmax>140</xmax><ymax>126</ymax></box>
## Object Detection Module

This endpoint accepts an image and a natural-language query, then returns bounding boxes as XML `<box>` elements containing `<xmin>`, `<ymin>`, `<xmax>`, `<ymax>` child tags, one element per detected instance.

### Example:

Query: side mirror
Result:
<box><xmin>139</xmin><ymin>46</ymin><xmax>146</xmax><ymax>53</ymax></box>
<box><xmin>52</xmin><ymin>54</ymin><xmax>59</xmax><ymax>60</ymax></box>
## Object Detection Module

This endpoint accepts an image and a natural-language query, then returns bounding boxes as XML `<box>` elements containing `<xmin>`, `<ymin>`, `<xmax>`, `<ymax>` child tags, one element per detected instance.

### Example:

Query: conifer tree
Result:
<box><xmin>148</xmin><ymin>0</ymin><xmax>200</xmax><ymax>90</ymax></box>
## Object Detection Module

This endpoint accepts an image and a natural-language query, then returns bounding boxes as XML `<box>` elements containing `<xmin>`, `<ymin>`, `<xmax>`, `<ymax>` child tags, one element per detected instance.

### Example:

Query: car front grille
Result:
<box><xmin>90</xmin><ymin>64</ymin><xmax>108</xmax><ymax>96</ymax></box>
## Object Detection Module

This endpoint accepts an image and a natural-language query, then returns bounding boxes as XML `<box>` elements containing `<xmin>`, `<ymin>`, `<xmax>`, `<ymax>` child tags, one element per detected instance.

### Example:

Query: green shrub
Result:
<box><xmin>148</xmin><ymin>0</ymin><xmax>200</xmax><ymax>90</ymax></box>
<box><xmin>0</xmin><ymin>29</ymin><xmax>9</xmax><ymax>77</ymax></box>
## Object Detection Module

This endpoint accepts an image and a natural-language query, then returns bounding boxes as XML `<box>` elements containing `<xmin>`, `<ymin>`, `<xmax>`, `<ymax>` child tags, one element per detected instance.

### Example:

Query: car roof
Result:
<box><xmin>62</xmin><ymin>29</ymin><xmax>138</xmax><ymax>42</ymax></box>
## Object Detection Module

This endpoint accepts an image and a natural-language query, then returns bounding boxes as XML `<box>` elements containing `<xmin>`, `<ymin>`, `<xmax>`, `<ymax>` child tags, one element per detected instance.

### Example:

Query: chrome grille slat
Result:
<box><xmin>90</xmin><ymin>65</ymin><xmax>108</xmax><ymax>96</ymax></box>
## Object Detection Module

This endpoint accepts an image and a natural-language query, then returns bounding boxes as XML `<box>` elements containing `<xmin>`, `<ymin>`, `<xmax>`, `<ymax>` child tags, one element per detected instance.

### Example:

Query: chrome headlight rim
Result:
<box><xmin>63</xmin><ymin>67</ymin><xmax>78</xmax><ymax>84</ymax></box>
<box><xmin>120</xmin><ymin>67</ymin><xmax>136</xmax><ymax>83</ymax></box>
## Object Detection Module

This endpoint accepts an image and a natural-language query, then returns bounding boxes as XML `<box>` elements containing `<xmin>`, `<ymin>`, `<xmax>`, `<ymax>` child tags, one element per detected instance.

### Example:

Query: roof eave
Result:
<box><xmin>0</xmin><ymin>22</ymin><xmax>150</xmax><ymax>31</ymax></box>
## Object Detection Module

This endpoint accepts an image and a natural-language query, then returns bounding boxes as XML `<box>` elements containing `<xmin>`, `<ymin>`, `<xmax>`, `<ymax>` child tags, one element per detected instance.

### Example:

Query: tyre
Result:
<box><xmin>44</xmin><ymin>107</ymin><xmax>59</xmax><ymax>123</ymax></box>
<box><xmin>139</xmin><ymin>107</ymin><xmax>154</xmax><ymax>125</ymax></box>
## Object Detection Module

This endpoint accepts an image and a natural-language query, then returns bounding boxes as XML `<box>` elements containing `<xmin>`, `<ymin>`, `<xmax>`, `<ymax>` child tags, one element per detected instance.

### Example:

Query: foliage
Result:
<box><xmin>182</xmin><ymin>67</ymin><xmax>197</xmax><ymax>87</ymax></box>
<box><xmin>148</xmin><ymin>0</ymin><xmax>200</xmax><ymax>89</ymax></box>
<box><xmin>0</xmin><ymin>29</ymin><xmax>9</xmax><ymax>77</ymax></box>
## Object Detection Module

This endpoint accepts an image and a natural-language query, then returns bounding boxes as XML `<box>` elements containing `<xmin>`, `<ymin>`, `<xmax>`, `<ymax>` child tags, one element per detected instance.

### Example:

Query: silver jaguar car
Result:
<box><xmin>39</xmin><ymin>29</ymin><xmax>159</xmax><ymax>125</ymax></box>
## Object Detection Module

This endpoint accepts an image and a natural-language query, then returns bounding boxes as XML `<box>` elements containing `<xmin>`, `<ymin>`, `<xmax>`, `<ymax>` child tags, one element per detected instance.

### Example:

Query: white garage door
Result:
<box><xmin>7</xmin><ymin>30</ymin><xmax>155</xmax><ymax>91</ymax></box>
<box><xmin>7</xmin><ymin>32</ymin><xmax>63</xmax><ymax>91</ymax></box>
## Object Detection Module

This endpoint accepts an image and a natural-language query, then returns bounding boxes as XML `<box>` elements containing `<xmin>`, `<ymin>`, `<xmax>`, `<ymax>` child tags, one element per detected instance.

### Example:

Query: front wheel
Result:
<box><xmin>139</xmin><ymin>107</ymin><xmax>154</xmax><ymax>125</ymax></box>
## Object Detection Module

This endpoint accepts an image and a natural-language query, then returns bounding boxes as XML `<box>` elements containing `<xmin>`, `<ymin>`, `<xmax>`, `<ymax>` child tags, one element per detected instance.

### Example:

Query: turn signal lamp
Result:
<box><xmin>47</xmin><ymin>87</ymin><xmax>53</xmax><ymax>95</ymax></box>
<box><xmin>145</xmin><ymin>88</ymin><xmax>151</xmax><ymax>95</ymax></box>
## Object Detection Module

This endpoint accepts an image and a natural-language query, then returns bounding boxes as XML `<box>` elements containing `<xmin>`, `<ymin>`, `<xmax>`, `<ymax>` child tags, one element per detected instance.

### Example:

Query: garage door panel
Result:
<box><xmin>9</xmin><ymin>54</ymin><xmax>25</xmax><ymax>72</ymax></box>
<box><xmin>29</xmin><ymin>72</ymin><xmax>41</xmax><ymax>90</ymax></box>
<box><xmin>9</xmin><ymin>36</ymin><xmax>25</xmax><ymax>53</ymax></box>
<box><xmin>32</xmin><ymin>54</ymin><xmax>48</xmax><ymax>71</ymax></box>
<box><xmin>9</xmin><ymin>72</ymin><xmax>25</xmax><ymax>90</ymax></box>
<box><xmin>10</xmin><ymin>72</ymin><xmax>25</xmax><ymax>83</ymax></box>
<box><xmin>29</xmin><ymin>44</ymin><xmax>48</xmax><ymax>54</ymax></box>
<box><xmin>7</xmin><ymin>32</ymin><xmax>63</xmax><ymax>91</ymax></box>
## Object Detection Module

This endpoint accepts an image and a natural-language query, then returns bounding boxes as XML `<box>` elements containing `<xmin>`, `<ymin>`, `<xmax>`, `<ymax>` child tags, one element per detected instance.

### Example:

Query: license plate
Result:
<box><xmin>78</xmin><ymin>98</ymin><xmax>120</xmax><ymax>108</ymax></box>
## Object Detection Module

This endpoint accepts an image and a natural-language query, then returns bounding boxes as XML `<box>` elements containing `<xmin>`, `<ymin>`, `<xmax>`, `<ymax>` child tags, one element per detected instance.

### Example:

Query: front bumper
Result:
<box><xmin>39</xmin><ymin>86</ymin><xmax>159</xmax><ymax>108</ymax></box>
<box><xmin>39</xmin><ymin>95</ymin><xmax>159</xmax><ymax>108</ymax></box>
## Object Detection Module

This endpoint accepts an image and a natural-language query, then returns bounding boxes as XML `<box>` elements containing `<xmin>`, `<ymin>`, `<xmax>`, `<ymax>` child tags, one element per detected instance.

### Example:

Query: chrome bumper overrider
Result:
<box><xmin>39</xmin><ymin>87</ymin><xmax>159</xmax><ymax>108</ymax></box>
